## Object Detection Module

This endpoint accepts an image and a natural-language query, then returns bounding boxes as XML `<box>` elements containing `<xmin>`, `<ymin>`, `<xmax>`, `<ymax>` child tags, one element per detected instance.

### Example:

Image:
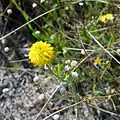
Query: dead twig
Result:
<box><xmin>42</xmin><ymin>92</ymin><xmax>120</xmax><ymax>120</ymax></box>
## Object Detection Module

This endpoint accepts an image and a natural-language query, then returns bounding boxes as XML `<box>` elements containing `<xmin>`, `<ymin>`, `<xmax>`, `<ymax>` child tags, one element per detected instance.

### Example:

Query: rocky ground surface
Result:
<box><xmin>0</xmin><ymin>67</ymin><xmax>120</xmax><ymax>120</ymax></box>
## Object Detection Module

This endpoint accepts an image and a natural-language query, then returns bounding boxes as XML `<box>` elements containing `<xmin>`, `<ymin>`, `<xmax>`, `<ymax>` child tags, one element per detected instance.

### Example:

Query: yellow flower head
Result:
<box><xmin>94</xmin><ymin>57</ymin><xmax>102</xmax><ymax>65</ymax></box>
<box><xmin>99</xmin><ymin>15</ymin><xmax>106</xmax><ymax>23</ymax></box>
<box><xmin>99</xmin><ymin>14</ymin><xmax>114</xmax><ymax>23</ymax></box>
<box><xmin>28</xmin><ymin>41</ymin><xmax>54</xmax><ymax>67</ymax></box>
<box><xmin>106</xmin><ymin>14</ymin><xmax>114</xmax><ymax>20</ymax></box>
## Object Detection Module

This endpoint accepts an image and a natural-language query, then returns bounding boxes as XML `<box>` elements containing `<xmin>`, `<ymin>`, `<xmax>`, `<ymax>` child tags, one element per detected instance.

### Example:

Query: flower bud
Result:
<box><xmin>32</xmin><ymin>3</ymin><xmax>37</xmax><ymax>8</ymax></box>
<box><xmin>71</xmin><ymin>60</ymin><xmax>77</xmax><ymax>67</ymax></box>
<box><xmin>7</xmin><ymin>9</ymin><xmax>12</xmax><ymax>15</ymax></box>
<box><xmin>4</xmin><ymin>47</ymin><xmax>9</xmax><ymax>52</ymax></box>
<box><xmin>71</xmin><ymin>71</ymin><xmax>78</xmax><ymax>78</ymax></box>
<box><xmin>64</xmin><ymin>65</ymin><xmax>71</xmax><ymax>71</ymax></box>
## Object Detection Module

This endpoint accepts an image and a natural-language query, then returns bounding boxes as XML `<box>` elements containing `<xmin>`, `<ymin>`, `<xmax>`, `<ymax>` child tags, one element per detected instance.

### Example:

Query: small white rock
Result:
<box><xmin>4</xmin><ymin>47</ymin><xmax>9</xmax><ymax>52</ymax></box>
<box><xmin>14</xmin><ymin>117</ymin><xmax>20</xmax><ymax>120</ymax></box>
<box><xmin>64</xmin><ymin>65</ymin><xmax>71</xmax><ymax>71</ymax></box>
<box><xmin>71</xmin><ymin>60</ymin><xmax>78</xmax><ymax>67</ymax></box>
<box><xmin>35</xmin><ymin>31</ymin><xmax>40</xmax><ymax>34</ymax></box>
<box><xmin>71</xmin><ymin>71</ymin><xmax>78</xmax><ymax>78</ymax></box>
<box><xmin>73</xmin><ymin>119</ymin><xmax>77</xmax><ymax>120</ymax></box>
<box><xmin>32</xmin><ymin>3</ymin><xmax>37</xmax><ymax>8</ymax></box>
<box><xmin>33</xmin><ymin>74</ymin><xmax>40</xmax><ymax>82</ymax></box>
<box><xmin>53</xmin><ymin>114</ymin><xmax>60</xmax><ymax>120</ymax></box>
<box><xmin>2</xmin><ymin>88</ymin><xmax>9</xmax><ymax>93</ymax></box>
<box><xmin>7</xmin><ymin>9</ymin><xmax>12</xmax><ymax>15</ymax></box>
<box><xmin>38</xmin><ymin>93</ymin><xmax>45</xmax><ymax>101</ymax></box>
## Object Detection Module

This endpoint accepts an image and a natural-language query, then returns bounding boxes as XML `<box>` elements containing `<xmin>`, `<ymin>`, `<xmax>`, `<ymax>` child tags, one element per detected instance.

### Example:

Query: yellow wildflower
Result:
<box><xmin>28</xmin><ymin>41</ymin><xmax>54</xmax><ymax>67</ymax></box>
<box><xmin>94</xmin><ymin>57</ymin><xmax>102</xmax><ymax>65</ymax></box>
<box><xmin>99</xmin><ymin>14</ymin><xmax>114</xmax><ymax>23</ymax></box>
<box><xmin>99</xmin><ymin>15</ymin><xmax>106</xmax><ymax>23</ymax></box>
<box><xmin>106</xmin><ymin>14</ymin><xmax>114</xmax><ymax>20</ymax></box>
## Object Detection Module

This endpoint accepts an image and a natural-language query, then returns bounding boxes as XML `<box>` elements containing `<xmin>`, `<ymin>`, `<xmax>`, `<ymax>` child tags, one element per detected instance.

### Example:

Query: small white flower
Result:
<box><xmin>71</xmin><ymin>60</ymin><xmax>77</xmax><ymax>67</ymax></box>
<box><xmin>35</xmin><ymin>31</ymin><xmax>40</xmax><ymax>34</ymax></box>
<box><xmin>117</xmin><ymin>49</ymin><xmax>120</xmax><ymax>53</ymax></box>
<box><xmin>79</xmin><ymin>2</ymin><xmax>84</xmax><ymax>6</ymax></box>
<box><xmin>2</xmin><ymin>88</ymin><xmax>9</xmax><ymax>93</ymax></box>
<box><xmin>40</xmin><ymin>0</ymin><xmax>45</xmax><ymax>3</ymax></box>
<box><xmin>24</xmin><ymin>54</ymin><xmax>28</xmax><ymax>57</ymax></box>
<box><xmin>1</xmin><ymin>39</ymin><xmax>6</xmax><ymax>45</ymax></box>
<box><xmin>33</xmin><ymin>74</ymin><xmax>40</xmax><ymax>82</ymax></box>
<box><xmin>53</xmin><ymin>114</ymin><xmax>60</xmax><ymax>120</ymax></box>
<box><xmin>32</xmin><ymin>3</ymin><xmax>37</xmax><ymax>8</ymax></box>
<box><xmin>4</xmin><ymin>47</ymin><xmax>9</xmax><ymax>52</ymax></box>
<box><xmin>71</xmin><ymin>71</ymin><xmax>78</xmax><ymax>78</ymax></box>
<box><xmin>64</xmin><ymin>65</ymin><xmax>71</xmax><ymax>71</ymax></box>
<box><xmin>7</xmin><ymin>9</ymin><xmax>12</xmax><ymax>14</ymax></box>
<box><xmin>65</xmin><ymin>59</ymin><xmax>70</xmax><ymax>64</ymax></box>
<box><xmin>44</xmin><ymin>64</ymin><xmax>48</xmax><ymax>70</ymax></box>
<box><xmin>81</xmin><ymin>49</ymin><xmax>85</xmax><ymax>55</ymax></box>
<box><xmin>65</xmin><ymin>6</ymin><xmax>69</xmax><ymax>10</ymax></box>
